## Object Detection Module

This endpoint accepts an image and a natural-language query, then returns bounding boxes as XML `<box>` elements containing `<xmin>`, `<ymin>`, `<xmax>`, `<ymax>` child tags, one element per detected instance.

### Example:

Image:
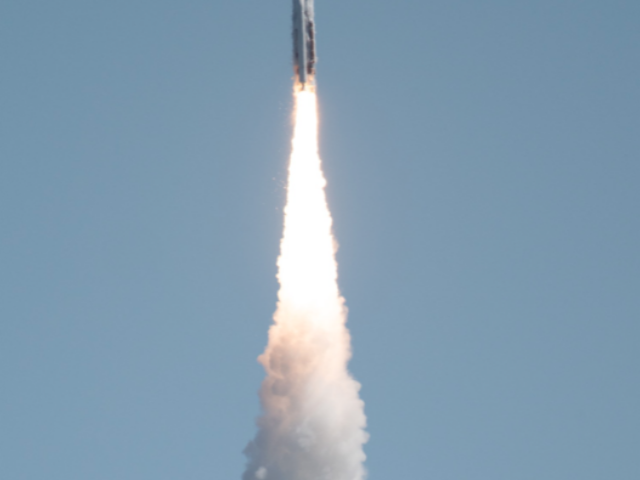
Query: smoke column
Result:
<box><xmin>242</xmin><ymin>88</ymin><xmax>368</xmax><ymax>480</ymax></box>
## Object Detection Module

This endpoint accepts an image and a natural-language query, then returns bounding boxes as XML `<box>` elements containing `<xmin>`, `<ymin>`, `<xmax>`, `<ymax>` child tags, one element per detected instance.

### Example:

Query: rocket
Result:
<box><xmin>292</xmin><ymin>0</ymin><xmax>316</xmax><ymax>87</ymax></box>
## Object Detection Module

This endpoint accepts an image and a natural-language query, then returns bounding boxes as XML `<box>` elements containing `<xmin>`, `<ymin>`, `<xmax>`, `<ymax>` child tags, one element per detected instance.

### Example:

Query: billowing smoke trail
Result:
<box><xmin>242</xmin><ymin>89</ymin><xmax>368</xmax><ymax>480</ymax></box>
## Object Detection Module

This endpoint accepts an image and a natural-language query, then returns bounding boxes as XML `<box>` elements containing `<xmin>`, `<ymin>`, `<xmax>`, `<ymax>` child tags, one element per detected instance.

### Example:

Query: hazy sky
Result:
<box><xmin>1</xmin><ymin>1</ymin><xmax>638</xmax><ymax>479</ymax></box>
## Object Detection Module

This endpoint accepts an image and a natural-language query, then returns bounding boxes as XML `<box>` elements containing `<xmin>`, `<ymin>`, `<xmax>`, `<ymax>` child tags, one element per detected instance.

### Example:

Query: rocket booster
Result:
<box><xmin>292</xmin><ymin>0</ymin><xmax>316</xmax><ymax>87</ymax></box>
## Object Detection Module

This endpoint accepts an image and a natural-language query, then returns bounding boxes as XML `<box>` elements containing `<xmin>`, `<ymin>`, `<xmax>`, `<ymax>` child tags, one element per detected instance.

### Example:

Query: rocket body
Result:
<box><xmin>292</xmin><ymin>0</ymin><xmax>316</xmax><ymax>87</ymax></box>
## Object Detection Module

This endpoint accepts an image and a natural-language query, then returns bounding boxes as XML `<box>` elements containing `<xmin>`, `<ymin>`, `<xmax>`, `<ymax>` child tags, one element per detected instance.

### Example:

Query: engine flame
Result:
<box><xmin>242</xmin><ymin>89</ymin><xmax>368</xmax><ymax>480</ymax></box>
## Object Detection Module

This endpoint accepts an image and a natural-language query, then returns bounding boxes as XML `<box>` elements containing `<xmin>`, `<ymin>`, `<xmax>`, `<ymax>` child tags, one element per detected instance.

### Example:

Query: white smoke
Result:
<box><xmin>243</xmin><ymin>90</ymin><xmax>368</xmax><ymax>480</ymax></box>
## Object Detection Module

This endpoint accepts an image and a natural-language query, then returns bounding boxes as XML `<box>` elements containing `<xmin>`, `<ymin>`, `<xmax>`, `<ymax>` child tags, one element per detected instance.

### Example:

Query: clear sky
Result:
<box><xmin>1</xmin><ymin>1</ymin><xmax>638</xmax><ymax>479</ymax></box>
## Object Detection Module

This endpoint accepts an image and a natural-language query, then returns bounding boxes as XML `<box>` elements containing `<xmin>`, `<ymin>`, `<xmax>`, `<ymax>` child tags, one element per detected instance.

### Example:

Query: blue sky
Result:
<box><xmin>1</xmin><ymin>1</ymin><xmax>638</xmax><ymax>479</ymax></box>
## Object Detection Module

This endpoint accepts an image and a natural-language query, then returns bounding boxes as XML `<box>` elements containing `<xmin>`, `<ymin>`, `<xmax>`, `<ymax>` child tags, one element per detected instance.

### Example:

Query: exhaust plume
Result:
<box><xmin>242</xmin><ymin>88</ymin><xmax>368</xmax><ymax>480</ymax></box>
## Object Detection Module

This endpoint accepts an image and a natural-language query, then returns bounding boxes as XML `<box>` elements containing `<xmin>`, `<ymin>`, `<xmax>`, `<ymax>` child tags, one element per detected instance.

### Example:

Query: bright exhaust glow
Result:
<box><xmin>243</xmin><ymin>89</ymin><xmax>368</xmax><ymax>480</ymax></box>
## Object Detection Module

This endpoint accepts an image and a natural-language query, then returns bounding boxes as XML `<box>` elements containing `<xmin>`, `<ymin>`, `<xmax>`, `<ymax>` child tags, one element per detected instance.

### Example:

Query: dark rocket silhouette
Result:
<box><xmin>292</xmin><ymin>0</ymin><xmax>316</xmax><ymax>87</ymax></box>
